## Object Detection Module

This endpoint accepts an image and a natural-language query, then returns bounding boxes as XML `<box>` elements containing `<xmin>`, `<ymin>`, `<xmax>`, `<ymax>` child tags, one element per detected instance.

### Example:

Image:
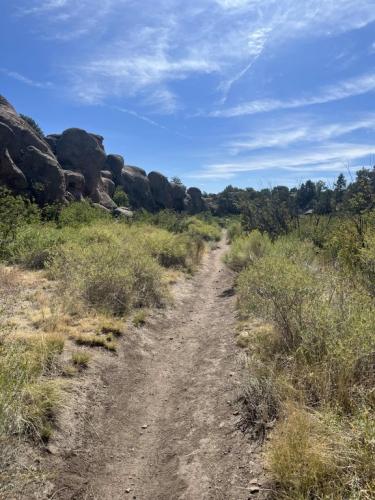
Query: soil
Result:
<box><xmin>46</xmin><ymin>240</ymin><xmax>268</xmax><ymax>500</ymax></box>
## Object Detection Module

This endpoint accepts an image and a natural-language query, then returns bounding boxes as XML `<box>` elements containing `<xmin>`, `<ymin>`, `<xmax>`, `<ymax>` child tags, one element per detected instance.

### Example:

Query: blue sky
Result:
<box><xmin>1</xmin><ymin>0</ymin><xmax>375</xmax><ymax>193</ymax></box>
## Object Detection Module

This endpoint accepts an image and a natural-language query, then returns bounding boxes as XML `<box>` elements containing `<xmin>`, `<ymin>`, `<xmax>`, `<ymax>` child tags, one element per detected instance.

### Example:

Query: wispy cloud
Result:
<box><xmin>16</xmin><ymin>0</ymin><xmax>375</xmax><ymax>112</ymax></box>
<box><xmin>190</xmin><ymin>142</ymin><xmax>375</xmax><ymax>179</ymax></box>
<box><xmin>211</xmin><ymin>72</ymin><xmax>375</xmax><ymax>117</ymax></box>
<box><xmin>0</xmin><ymin>68</ymin><xmax>53</xmax><ymax>89</ymax></box>
<box><xmin>228</xmin><ymin>116</ymin><xmax>375</xmax><ymax>152</ymax></box>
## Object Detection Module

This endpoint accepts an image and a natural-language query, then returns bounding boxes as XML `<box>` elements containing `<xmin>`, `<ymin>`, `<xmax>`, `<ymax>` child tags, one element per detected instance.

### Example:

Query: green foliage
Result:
<box><xmin>49</xmin><ymin>237</ymin><xmax>166</xmax><ymax>315</ymax></box>
<box><xmin>112</xmin><ymin>186</ymin><xmax>129</xmax><ymax>207</ymax></box>
<box><xmin>226</xmin><ymin>219</ymin><xmax>242</xmax><ymax>243</ymax></box>
<box><xmin>19</xmin><ymin>114</ymin><xmax>44</xmax><ymax>138</ymax></box>
<box><xmin>233</xmin><ymin>226</ymin><xmax>375</xmax><ymax>498</ymax></box>
<box><xmin>0</xmin><ymin>188</ymin><xmax>40</xmax><ymax>260</ymax></box>
<box><xmin>0</xmin><ymin>335</ymin><xmax>62</xmax><ymax>440</ymax></box>
<box><xmin>170</xmin><ymin>176</ymin><xmax>186</xmax><ymax>190</ymax></box>
<box><xmin>58</xmin><ymin>200</ymin><xmax>110</xmax><ymax>227</ymax></box>
<box><xmin>186</xmin><ymin>217</ymin><xmax>221</xmax><ymax>242</ymax></box>
<box><xmin>224</xmin><ymin>230</ymin><xmax>272</xmax><ymax>271</ymax></box>
<box><xmin>7</xmin><ymin>224</ymin><xmax>64</xmax><ymax>269</ymax></box>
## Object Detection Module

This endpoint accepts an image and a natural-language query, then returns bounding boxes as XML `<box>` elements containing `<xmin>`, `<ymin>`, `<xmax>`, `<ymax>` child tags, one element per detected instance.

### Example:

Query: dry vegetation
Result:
<box><xmin>228</xmin><ymin>219</ymin><xmax>375</xmax><ymax>499</ymax></box>
<box><xmin>0</xmin><ymin>190</ymin><xmax>221</xmax><ymax>494</ymax></box>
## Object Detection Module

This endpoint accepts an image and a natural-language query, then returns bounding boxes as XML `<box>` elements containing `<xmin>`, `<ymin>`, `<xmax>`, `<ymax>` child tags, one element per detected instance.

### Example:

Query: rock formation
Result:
<box><xmin>0</xmin><ymin>94</ymin><xmax>207</xmax><ymax>214</ymax></box>
<box><xmin>0</xmin><ymin>96</ymin><xmax>66</xmax><ymax>204</ymax></box>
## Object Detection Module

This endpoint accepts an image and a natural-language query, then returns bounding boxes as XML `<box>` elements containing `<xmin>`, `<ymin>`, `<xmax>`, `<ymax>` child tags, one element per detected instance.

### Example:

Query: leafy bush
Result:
<box><xmin>58</xmin><ymin>201</ymin><xmax>110</xmax><ymax>227</ymax></box>
<box><xmin>112</xmin><ymin>187</ymin><xmax>129</xmax><ymax>207</ymax></box>
<box><xmin>49</xmin><ymin>237</ymin><xmax>166</xmax><ymax>315</ymax></box>
<box><xmin>0</xmin><ymin>188</ymin><xmax>40</xmax><ymax>260</ymax></box>
<box><xmin>187</xmin><ymin>217</ymin><xmax>221</xmax><ymax>242</ymax></box>
<box><xmin>7</xmin><ymin>224</ymin><xmax>64</xmax><ymax>269</ymax></box>
<box><xmin>224</xmin><ymin>230</ymin><xmax>272</xmax><ymax>271</ymax></box>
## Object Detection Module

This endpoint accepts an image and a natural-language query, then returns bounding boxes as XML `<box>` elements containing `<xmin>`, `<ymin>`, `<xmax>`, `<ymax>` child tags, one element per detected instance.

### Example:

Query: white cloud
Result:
<box><xmin>211</xmin><ymin>72</ymin><xmax>375</xmax><ymax>117</ymax></box>
<box><xmin>229</xmin><ymin>116</ymin><xmax>375</xmax><ymax>152</ymax></box>
<box><xmin>16</xmin><ymin>0</ymin><xmax>375</xmax><ymax>113</ymax></box>
<box><xmin>190</xmin><ymin>142</ymin><xmax>375</xmax><ymax>179</ymax></box>
<box><xmin>0</xmin><ymin>68</ymin><xmax>53</xmax><ymax>89</ymax></box>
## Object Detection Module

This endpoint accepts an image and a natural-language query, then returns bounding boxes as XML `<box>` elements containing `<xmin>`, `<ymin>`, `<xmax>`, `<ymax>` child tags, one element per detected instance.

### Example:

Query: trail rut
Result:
<box><xmin>52</xmin><ymin>240</ymin><xmax>266</xmax><ymax>500</ymax></box>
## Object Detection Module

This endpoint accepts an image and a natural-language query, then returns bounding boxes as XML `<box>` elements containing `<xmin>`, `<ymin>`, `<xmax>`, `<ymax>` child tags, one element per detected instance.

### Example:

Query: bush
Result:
<box><xmin>267</xmin><ymin>407</ymin><xmax>343</xmax><ymax>498</ymax></box>
<box><xmin>112</xmin><ymin>187</ymin><xmax>129</xmax><ymax>207</ymax></box>
<box><xmin>58</xmin><ymin>201</ymin><xmax>110</xmax><ymax>227</ymax></box>
<box><xmin>0</xmin><ymin>335</ymin><xmax>62</xmax><ymax>440</ymax></box>
<box><xmin>187</xmin><ymin>217</ymin><xmax>221</xmax><ymax>242</ymax></box>
<box><xmin>0</xmin><ymin>188</ymin><xmax>40</xmax><ymax>260</ymax></box>
<box><xmin>225</xmin><ymin>230</ymin><xmax>272</xmax><ymax>271</ymax></box>
<box><xmin>49</xmin><ymin>236</ymin><xmax>166</xmax><ymax>315</ymax></box>
<box><xmin>7</xmin><ymin>224</ymin><xmax>64</xmax><ymax>269</ymax></box>
<box><xmin>226</xmin><ymin>220</ymin><xmax>242</xmax><ymax>243</ymax></box>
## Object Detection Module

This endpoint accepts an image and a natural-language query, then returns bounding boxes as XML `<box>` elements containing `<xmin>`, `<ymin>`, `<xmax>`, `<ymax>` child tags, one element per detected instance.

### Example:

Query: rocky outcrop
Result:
<box><xmin>148</xmin><ymin>171</ymin><xmax>173</xmax><ymax>210</ymax></box>
<box><xmin>51</xmin><ymin>128</ymin><xmax>115</xmax><ymax>210</ymax></box>
<box><xmin>0</xmin><ymin>96</ymin><xmax>66</xmax><ymax>203</ymax></box>
<box><xmin>106</xmin><ymin>154</ymin><xmax>124</xmax><ymax>185</ymax></box>
<box><xmin>171</xmin><ymin>182</ymin><xmax>186</xmax><ymax>212</ymax></box>
<box><xmin>120</xmin><ymin>166</ymin><xmax>155</xmax><ymax>211</ymax></box>
<box><xmin>64</xmin><ymin>170</ymin><xmax>85</xmax><ymax>202</ymax></box>
<box><xmin>186</xmin><ymin>187</ymin><xmax>207</xmax><ymax>214</ymax></box>
<box><xmin>0</xmin><ymin>94</ymin><xmax>208</xmax><ymax>213</ymax></box>
<box><xmin>19</xmin><ymin>146</ymin><xmax>66</xmax><ymax>205</ymax></box>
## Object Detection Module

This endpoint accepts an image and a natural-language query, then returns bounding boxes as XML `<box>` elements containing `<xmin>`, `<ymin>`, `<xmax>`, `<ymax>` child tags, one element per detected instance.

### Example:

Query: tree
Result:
<box><xmin>333</xmin><ymin>173</ymin><xmax>346</xmax><ymax>207</ymax></box>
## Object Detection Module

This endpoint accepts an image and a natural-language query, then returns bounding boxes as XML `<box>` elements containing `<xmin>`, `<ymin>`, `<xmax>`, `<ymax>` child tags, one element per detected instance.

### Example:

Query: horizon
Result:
<box><xmin>1</xmin><ymin>1</ymin><xmax>375</xmax><ymax>192</ymax></box>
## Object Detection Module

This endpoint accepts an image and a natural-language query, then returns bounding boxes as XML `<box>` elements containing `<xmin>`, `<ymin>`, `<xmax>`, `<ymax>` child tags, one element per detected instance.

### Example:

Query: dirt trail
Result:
<box><xmin>52</xmin><ymin>240</ymin><xmax>266</xmax><ymax>500</ymax></box>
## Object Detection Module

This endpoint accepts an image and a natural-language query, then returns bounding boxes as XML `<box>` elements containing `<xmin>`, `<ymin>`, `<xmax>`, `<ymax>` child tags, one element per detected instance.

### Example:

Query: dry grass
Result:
<box><xmin>71</xmin><ymin>351</ymin><xmax>91</xmax><ymax>370</ymax></box>
<box><xmin>132</xmin><ymin>309</ymin><xmax>147</xmax><ymax>327</ymax></box>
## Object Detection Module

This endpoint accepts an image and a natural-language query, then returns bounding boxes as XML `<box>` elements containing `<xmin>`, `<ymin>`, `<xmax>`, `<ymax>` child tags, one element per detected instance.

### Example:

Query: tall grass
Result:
<box><xmin>0</xmin><ymin>335</ymin><xmax>63</xmax><ymax>441</ymax></box>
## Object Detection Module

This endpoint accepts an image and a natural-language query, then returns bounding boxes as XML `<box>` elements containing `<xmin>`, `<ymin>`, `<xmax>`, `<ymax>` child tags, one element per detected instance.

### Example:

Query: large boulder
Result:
<box><xmin>0</xmin><ymin>148</ymin><xmax>28</xmax><ymax>191</ymax></box>
<box><xmin>52</xmin><ymin>128</ymin><xmax>115</xmax><ymax>209</ymax></box>
<box><xmin>20</xmin><ymin>146</ymin><xmax>66</xmax><ymax>205</ymax></box>
<box><xmin>0</xmin><ymin>96</ymin><xmax>66</xmax><ymax>202</ymax></box>
<box><xmin>170</xmin><ymin>182</ymin><xmax>186</xmax><ymax>211</ymax></box>
<box><xmin>102</xmin><ymin>177</ymin><xmax>115</xmax><ymax>198</ymax></box>
<box><xmin>64</xmin><ymin>170</ymin><xmax>85</xmax><ymax>201</ymax></box>
<box><xmin>106</xmin><ymin>154</ymin><xmax>124</xmax><ymax>185</ymax></box>
<box><xmin>186</xmin><ymin>187</ymin><xmax>207</xmax><ymax>214</ymax></box>
<box><xmin>121</xmin><ymin>165</ymin><xmax>154</xmax><ymax>211</ymax></box>
<box><xmin>148</xmin><ymin>171</ymin><xmax>173</xmax><ymax>209</ymax></box>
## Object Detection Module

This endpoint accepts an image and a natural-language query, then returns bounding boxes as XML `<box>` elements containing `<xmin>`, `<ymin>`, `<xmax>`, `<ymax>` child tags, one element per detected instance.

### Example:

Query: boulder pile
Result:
<box><xmin>0</xmin><ymin>95</ymin><xmax>207</xmax><ymax>214</ymax></box>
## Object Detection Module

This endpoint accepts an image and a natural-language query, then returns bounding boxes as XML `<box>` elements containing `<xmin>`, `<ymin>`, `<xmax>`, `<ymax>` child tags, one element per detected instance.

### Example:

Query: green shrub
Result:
<box><xmin>49</xmin><ymin>237</ymin><xmax>166</xmax><ymax>315</ymax></box>
<box><xmin>187</xmin><ymin>217</ymin><xmax>221</xmax><ymax>242</ymax></box>
<box><xmin>0</xmin><ymin>336</ymin><xmax>62</xmax><ymax>440</ymax></box>
<box><xmin>58</xmin><ymin>201</ymin><xmax>110</xmax><ymax>227</ymax></box>
<box><xmin>225</xmin><ymin>230</ymin><xmax>272</xmax><ymax>271</ymax></box>
<box><xmin>0</xmin><ymin>188</ymin><xmax>40</xmax><ymax>260</ymax></box>
<box><xmin>7</xmin><ymin>224</ymin><xmax>64</xmax><ymax>269</ymax></box>
<box><xmin>112</xmin><ymin>187</ymin><xmax>129</xmax><ymax>207</ymax></box>
<box><xmin>226</xmin><ymin>220</ymin><xmax>242</xmax><ymax>243</ymax></box>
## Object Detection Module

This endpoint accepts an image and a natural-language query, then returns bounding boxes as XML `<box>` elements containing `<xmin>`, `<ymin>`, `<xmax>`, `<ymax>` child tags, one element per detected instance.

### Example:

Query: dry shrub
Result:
<box><xmin>267</xmin><ymin>406</ymin><xmax>343</xmax><ymax>498</ymax></box>
<box><xmin>225</xmin><ymin>230</ymin><xmax>272</xmax><ymax>271</ymax></box>
<box><xmin>0</xmin><ymin>335</ymin><xmax>63</xmax><ymax>441</ymax></box>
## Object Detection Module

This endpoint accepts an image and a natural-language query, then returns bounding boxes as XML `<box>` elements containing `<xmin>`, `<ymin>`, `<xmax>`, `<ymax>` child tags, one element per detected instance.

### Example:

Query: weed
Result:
<box><xmin>71</xmin><ymin>351</ymin><xmax>91</xmax><ymax>369</ymax></box>
<box><xmin>132</xmin><ymin>310</ymin><xmax>147</xmax><ymax>327</ymax></box>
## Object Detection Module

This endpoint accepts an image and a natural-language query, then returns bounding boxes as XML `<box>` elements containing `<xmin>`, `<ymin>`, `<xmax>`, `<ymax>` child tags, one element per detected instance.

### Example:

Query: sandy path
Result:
<box><xmin>52</xmin><ymin>240</ymin><xmax>266</xmax><ymax>500</ymax></box>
